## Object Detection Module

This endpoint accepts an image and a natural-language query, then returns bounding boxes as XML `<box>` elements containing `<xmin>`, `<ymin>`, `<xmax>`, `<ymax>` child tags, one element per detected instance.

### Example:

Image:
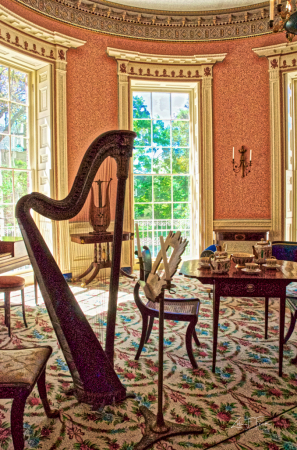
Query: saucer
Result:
<box><xmin>198</xmin><ymin>264</ymin><xmax>210</xmax><ymax>269</ymax></box>
<box><xmin>241</xmin><ymin>268</ymin><xmax>261</xmax><ymax>274</ymax></box>
<box><xmin>263</xmin><ymin>264</ymin><xmax>281</xmax><ymax>269</ymax></box>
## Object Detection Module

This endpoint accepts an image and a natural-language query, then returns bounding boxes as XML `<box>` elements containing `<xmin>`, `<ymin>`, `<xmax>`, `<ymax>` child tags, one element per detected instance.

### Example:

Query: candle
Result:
<box><xmin>135</xmin><ymin>223</ymin><xmax>142</xmax><ymax>258</ymax></box>
<box><xmin>233</xmin><ymin>147</ymin><xmax>234</xmax><ymax>160</ymax></box>
<box><xmin>250</xmin><ymin>150</ymin><xmax>252</xmax><ymax>161</ymax></box>
<box><xmin>160</xmin><ymin>235</ymin><xmax>170</xmax><ymax>280</ymax></box>
<box><xmin>270</xmin><ymin>0</ymin><xmax>274</xmax><ymax>21</ymax></box>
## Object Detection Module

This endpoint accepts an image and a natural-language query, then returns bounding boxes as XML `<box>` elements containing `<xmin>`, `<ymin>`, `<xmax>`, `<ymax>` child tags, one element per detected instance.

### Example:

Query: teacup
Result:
<box><xmin>266</xmin><ymin>256</ymin><xmax>277</xmax><ymax>267</ymax></box>
<box><xmin>245</xmin><ymin>262</ymin><xmax>259</xmax><ymax>271</ymax></box>
<box><xmin>198</xmin><ymin>257</ymin><xmax>210</xmax><ymax>268</ymax></box>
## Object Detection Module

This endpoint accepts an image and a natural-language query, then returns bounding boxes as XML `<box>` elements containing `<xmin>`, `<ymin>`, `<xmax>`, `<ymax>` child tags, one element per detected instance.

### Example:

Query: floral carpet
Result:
<box><xmin>0</xmin><ymin>274</ymin><xmax>297</xmax><ymax>450</ymax></box>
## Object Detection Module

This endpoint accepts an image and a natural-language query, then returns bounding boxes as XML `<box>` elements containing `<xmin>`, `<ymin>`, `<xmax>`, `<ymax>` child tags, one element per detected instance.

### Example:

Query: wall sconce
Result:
<box><xmin>232</xmin><ymin>146</ymin><xmax>252</xmax><ymax>178</ymax></box>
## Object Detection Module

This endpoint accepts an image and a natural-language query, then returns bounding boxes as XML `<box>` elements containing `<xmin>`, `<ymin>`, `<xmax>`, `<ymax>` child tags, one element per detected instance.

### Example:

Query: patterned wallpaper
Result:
<box><xmin>2</xmin><ymin>0</ymin><xmax>288</xmax><ymax>220</ymax></box>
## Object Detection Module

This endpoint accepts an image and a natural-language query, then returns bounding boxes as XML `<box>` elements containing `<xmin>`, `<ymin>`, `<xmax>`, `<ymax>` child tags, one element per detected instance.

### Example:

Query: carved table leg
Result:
<box><xmin>212</xmin><ymin>283</ymin><xmax>220</xmax><ymax>373</ymax></box>
<box><xmin>279</xmin><ymin>294</ymin><xmax>286</xmax><ymax>377</ymax></box>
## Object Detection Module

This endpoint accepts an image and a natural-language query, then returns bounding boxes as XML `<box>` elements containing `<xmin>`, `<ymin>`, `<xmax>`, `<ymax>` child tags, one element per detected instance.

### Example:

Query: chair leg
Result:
<box><xmin>135</xmin><ymin>314</ymin><xmax>148</xmax><ymax>360</ymax></box>
<box><xmin>284</xmin><ymin>312</ymin><xmax>297</xmax><ymax>344</ymax></box>
<box><xmin>145</xmin><ymin>316</ymin><xmax>154</xmax><ymax>343</ymax></box>
<box><xmin>264</xmin><ymin>297</ymin><xmax>269</xmax><ymax>340</ymax></box>
<box><xmin>4</xmin><ymin>292</ymin><xmax>11</xmax><ymax>337</ymax></box>
<box><xmin>34</xmin><ymin>274</ymin><xmax>38</xmax><ymax>306</ymax></box>
<box><xmin>21</xmin><ymin>289</ymin><xmax>27</xmax><ymax>328</ymax></box>
<box><xmin>11</xmin><ymin>394</ymin><xmax>27</xmax><ymax>450</ymax></box>
<box><xmin>37</xmin><ymin>368</ymin><xmax>59</xmax><ymax>418</ymax></box>
<box><xmin>186</xmin><ymin>320</ymin><xmax>198</xmax><ymax>369</ymax></box>
<box><xmin>193</xmin><ymin>329</ymin><xmax>200</xmax><ymax>347</ymax></box>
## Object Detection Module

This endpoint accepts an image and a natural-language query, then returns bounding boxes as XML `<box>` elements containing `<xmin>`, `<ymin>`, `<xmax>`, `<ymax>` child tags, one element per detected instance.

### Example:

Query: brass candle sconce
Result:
<box><xmin>232</xmin><ymin>146</ymin><xmax>252</xmax><ymax>178</ymax></box>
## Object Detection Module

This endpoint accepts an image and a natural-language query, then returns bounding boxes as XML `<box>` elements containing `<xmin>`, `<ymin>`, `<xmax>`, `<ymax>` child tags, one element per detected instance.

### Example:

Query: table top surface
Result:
<box><xmin>70</xmin><ymin>231</ymin><xmax>133</xmax><ymax>244</ymax></box>
<box><xmin>180</xmin><ymin>259</ymin><xmax>297</xmax><ymax>283</ymax></box>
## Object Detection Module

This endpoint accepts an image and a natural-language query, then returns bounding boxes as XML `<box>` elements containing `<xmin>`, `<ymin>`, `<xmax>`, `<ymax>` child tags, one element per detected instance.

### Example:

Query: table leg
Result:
<box><xmin>279</xmin><ymin>294</ymin><xmax>286</xmax><ymax>377</ymax></box>
<box><xmin>212</xmin><ymin>284</ymin><xmax>220</xmax><ymax>373</ymax></box>
<box><xmin>264</xmin><ymin>297</ymin><xmax>269</xmax><ymax>340</ymax></box>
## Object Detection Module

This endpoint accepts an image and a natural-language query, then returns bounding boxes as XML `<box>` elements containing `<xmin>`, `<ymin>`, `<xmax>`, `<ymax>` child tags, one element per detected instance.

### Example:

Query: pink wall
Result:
<box><xmin>4</xmin><ymin>0</ymin><xmax>287</xmax><ymax>220</ymax></box>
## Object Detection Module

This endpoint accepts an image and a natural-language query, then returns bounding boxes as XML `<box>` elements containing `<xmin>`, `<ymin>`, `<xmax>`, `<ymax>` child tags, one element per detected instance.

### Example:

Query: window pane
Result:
<box><xmin>0</xmin><ymin>66</ymin><xmax>9</xmax><ymax>100</ymax></box>
<box><xmin>152</xmin><ymin>92</ymin><xmax>170</xmax><ymax>119</ymax></box>
<box><xmin>173</xmin><ymin>176</ymin><xmax>189</xmax><ymax>202</ymax></box>
<box><xmin>173</xmin><ymin>203</ymin><xmax>190</xmax><ymax>219</ymax></box>
<box><xmin>152</xmin><ymin>120</ymin><xmax>170</xmax><ymax>147</ymax></box>
<box><xmin>154</xmin><ymin>203</ymin><xmax>171</xmax><ymax>219</ymax></box>
<box><xmin>0</xmin><ymin>135</ymin><xmax>10</xmax><ymax>167</ymax></box>
<box><xmin>135</xmin><ymin>204</ymin><xmax>152</xmax><ymax>219</ymax></box>
<box><xmin>134</xmin><ymin>176</ymin><xmax>152</xmax><ymax>202</ymax></box>
<box><xmin>133</xmin><ymin>92</ymin><xmax>151</xmax><ymax>119</ymax></box>
<box><xmin>171</xmin><ymin>93</ymin><xmax>189</xmax><ymax>120</ymax></box>
<box><xmin>172</xmin><ymin>148</ymin><xmax>189</xmax><ymax>174</ymax></box>
<box><xmin>11</xmin><ymin>137</ymin><xmax>29</xmax><ymax>169</ymax></box>
<box><xmin>133</xmin><ymin>120</ymin><xmax>151</xmax><ymax>146</ymax></box>
<box><xmin>14</xmin><ymin>171</ymin><xmax>31</xmax><ymax>202</ymax></box>
<box><xmin>0</xmin><ymin>101</ymin><xmax>9</xmax><ymax>134</ymax></box>
<box><xmin>172</xmin><ymin>120</ymin><xmax>189</xmax><ymax>147</ymax></box>
<box><xmin>10</xmin><ymin>104</ymin><xmax>28</xmax><ymax>136</ymax></box>
<box><xmin>154</xmin><ymin>176</ymin><xmax>171</xmax><ymax>202</ymax></box>
<box><xmin>0</xmin><ymin>205</ymin><xmax>14</xmax><ymax>238</ymax></box>
<box><xmin>153</xmin><ymin>147</ymin><xmax>170</xmax><ymax>174</ymax></box>
<box><xmin>10</xmin><ymin>69</ymin><xmax>28</xmax><ymax>104</ymax></box>
<box><xmin>0</xmin><ymin>170</ymin><xmax>13</xmax><ymax>203</ymax></box>
<box><xmin>133</xmin><ymin>147</ymin><xmax>152</xmax><ymax>174</ymax></box>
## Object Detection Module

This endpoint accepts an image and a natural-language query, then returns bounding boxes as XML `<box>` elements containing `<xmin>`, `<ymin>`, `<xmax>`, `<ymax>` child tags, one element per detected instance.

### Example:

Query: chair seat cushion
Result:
<box><xmin>0</xmin><ymin>346</ymin><xmax>52</xmax><ymax>388</ymax></box>
<box><xmin>147</xmin><ymin>300</ymin><xmax>198</xmax><ymax>314</ymax></box>
<box><xmin>0</xmin><ymin>276</ymin><xmax>25</xmax><ymax>289</ymax></box>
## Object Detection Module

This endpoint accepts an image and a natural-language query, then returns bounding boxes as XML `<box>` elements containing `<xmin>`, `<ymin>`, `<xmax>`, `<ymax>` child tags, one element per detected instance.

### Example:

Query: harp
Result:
<box><xmin>16</xmin><ymin>130</ymin><xmax>136</xmax><ymax>407</ymax></box>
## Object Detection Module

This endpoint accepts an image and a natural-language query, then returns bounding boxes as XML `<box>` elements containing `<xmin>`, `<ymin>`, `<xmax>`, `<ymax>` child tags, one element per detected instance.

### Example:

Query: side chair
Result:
<box><xmin>264</xmin><ymin>241</ymin><xmax>297</xmax><ymax>343</ymax></box>
<box><xmin>0</xmin><ymin>346</ymin><xmax>59</xmax><ymax>450</ymax></box>
<box><xmin>134</xmin><ymin>245</ymin><xmax>201</xmax><ymax>369</ymax></box>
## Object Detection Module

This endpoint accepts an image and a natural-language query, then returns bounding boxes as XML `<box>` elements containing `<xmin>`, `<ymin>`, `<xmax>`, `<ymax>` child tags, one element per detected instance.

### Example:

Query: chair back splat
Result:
<box><xmin>15</xmin><ymin>130</ymin><xmax>136</xmax><ymax>408</ymax></box>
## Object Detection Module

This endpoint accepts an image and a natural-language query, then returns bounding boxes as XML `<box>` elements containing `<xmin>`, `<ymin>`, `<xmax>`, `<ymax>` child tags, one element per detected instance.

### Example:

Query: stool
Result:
<box><xmin>0</xmin><ymin>346</ymin><xmax>59</xmax><ymax>450</ymax></box>
<box><xmin>0</xmin><ymin>276</ymin><xmax>27</xmax><ymax>337</ymax></box>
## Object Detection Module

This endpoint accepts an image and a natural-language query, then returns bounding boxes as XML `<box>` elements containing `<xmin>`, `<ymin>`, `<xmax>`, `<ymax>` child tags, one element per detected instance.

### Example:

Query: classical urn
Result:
<box><xmin>252</xmin><ymin>238</ymin><xmax>272</xmax><ymax>263</ymax></box>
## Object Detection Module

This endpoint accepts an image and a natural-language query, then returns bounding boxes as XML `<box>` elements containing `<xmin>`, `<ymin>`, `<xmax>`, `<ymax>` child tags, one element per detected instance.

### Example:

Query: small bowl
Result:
<box><xmin>245</xmin><ymin>262</ymin><xmax>259</xmax><ymax>271</ymax></box>
<box><xmin>232</xmin><ymin>253</ymin><xmax>254</xmax><ymax>267</ymax></box>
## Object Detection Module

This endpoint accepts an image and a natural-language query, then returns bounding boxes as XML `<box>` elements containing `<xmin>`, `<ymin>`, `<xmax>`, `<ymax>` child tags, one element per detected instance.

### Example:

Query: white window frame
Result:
<box><xmin>107</xmin><ymin>47</ymin><xmax>227</xmax><ymax>266</ymax></box>
<box><xmin>130</xmin><ymin>81</ymin><xmax>198</xmax><ymax>258</ymax></box>
<box><xmin>0</xmin><ymin>4</ymin><xmax>86</xmax><ymax>274</ymax></box>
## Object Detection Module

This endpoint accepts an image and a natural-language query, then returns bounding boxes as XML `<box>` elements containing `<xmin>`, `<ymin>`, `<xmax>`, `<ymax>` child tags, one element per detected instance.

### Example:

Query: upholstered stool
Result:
<box><xmin>0</xmin><ymin>276</ymin><xmax>27</xmax><ymax>337</ymax></box>
<box><xmin>0</xmin><ymin>346</ymin><xmax>59</xmax><ymax>450</ymax></box>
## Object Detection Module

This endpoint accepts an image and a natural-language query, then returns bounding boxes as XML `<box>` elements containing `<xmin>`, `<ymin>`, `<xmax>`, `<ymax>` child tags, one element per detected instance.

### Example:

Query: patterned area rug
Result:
<box><xmin>0</xmin><ymin>274</ymin><xmax>297</xmax><ymax>450</ymax></box>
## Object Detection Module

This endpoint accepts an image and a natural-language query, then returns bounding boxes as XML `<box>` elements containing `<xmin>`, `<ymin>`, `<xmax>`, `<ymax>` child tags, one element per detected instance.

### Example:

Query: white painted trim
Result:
<box><xmin>213</xmin><ymin>219</ymin><xmax>272</xmax><ymax>231</ymax></box>
<box><xmin>109</xmin><ymin>49</ymin><xmax>226</xmax><ymax>259</ymax></box>
<box><xmin>0</xmin><ymin>5</ymin><xmax>85</xmax><ymax>49</ymax></box>
<box><xmin>0</xmin><ymin>6</ymin><xmax>86</xmax><ymax>273</ymax></box>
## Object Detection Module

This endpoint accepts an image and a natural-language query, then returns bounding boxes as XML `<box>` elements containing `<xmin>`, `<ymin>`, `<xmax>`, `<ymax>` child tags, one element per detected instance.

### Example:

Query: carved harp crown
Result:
<box><xmin>16</xmin><ymin>130</ymin><xmax>136</xmax><ymax>407</ymax></box>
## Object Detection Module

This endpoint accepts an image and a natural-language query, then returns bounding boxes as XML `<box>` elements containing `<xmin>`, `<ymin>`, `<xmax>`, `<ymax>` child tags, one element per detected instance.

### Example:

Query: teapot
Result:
<box><xmin>209</xmin><ymin>254</ymin><xmax>231</xmax><ymax>274</ymax></box>
<box><xmin>252</xmin><ymin>238</ymin><xmax>272</xmax><ymax>264</ymax></box>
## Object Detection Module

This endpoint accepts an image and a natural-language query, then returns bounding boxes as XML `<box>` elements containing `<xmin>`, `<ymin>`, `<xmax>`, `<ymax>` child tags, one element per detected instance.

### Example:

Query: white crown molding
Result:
<box><xmin>107</xmin><ymin>48</ymin><xmax>227</xmax><ymax>65</ymax></box>
<box><xmin>253</xmin><ymin>41</ymin><xmax>297</xmax><ymax>58</ymax></box>
<box><xmin>0</xmin><ymin>4</ymin><xmax>85</xmax><ymax>49</ymax></box>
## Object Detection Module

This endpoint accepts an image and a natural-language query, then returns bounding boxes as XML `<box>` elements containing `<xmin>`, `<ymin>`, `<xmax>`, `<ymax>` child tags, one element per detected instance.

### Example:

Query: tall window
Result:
<box><xmin>133</xmin><ymin>91</ymin><xmax>191</xmax><ymax>257</ymax></box>
<box><xmin>0</xmin><ymin>63</ymin><xmax>31</xmax><ymax>240</ymax></box>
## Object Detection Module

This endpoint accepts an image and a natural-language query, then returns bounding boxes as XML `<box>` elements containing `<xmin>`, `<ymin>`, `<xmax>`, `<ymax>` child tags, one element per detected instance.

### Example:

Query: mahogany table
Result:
<box><xmin>70</xmin><ymin>231</ymin><xmax>135</xmax><ymax>285</ymax></box>
<box><xmin>180</xmin><ymin>259</ymin><xmax>297</xmax><ymax>377</ymax></box>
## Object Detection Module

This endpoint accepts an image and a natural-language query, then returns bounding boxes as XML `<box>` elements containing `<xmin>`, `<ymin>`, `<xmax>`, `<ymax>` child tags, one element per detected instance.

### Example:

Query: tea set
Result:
<box><xmin>198</xmin><ymin>239</ymin><xmax>280</xmax><ymax>274</ymax></box>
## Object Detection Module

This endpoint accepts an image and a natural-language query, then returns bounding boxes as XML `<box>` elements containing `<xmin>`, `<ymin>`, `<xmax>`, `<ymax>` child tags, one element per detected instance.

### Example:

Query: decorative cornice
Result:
<box><xmin>11</xmin><ymin>0</ymin><xmax>278</xmax><ymax>42</ymax></box>
<box><xmin>107</xmin><ymin>48</ymin><xmax>226</xmax><ymax>80</ymax></box>
<box><xmin>107</xmin><ymin>48</ymin><xmax>227</xmax><ymax>64</ymax></box>
<box><xmin>253</xmin><ymin>41</ymin><xmax>297</xmax><ymax>71</ymax></box>
<box><xmin>0</xmin><ymin>4</ymin><xmax>86</xmax><ymax>49</ymax></box>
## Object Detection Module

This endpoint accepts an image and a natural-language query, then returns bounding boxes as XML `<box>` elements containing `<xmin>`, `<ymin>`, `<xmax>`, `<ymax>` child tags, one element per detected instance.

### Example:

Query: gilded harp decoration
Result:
<box><xmin>16</xmin><ymin>130</ymin><xmax>136</xmax><ymax>407</ymax></box>
<box><xmin>89</xmin><ymin>178</ymin><xmax>112</xmax><ymax>234</ymax></box>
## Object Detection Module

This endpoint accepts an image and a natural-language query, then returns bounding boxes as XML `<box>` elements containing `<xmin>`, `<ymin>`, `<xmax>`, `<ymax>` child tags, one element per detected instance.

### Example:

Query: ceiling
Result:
<box><xmin>103</xmin><ymin>0</ymin><xmax>264</xmax><ymax>12</ymax></box>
